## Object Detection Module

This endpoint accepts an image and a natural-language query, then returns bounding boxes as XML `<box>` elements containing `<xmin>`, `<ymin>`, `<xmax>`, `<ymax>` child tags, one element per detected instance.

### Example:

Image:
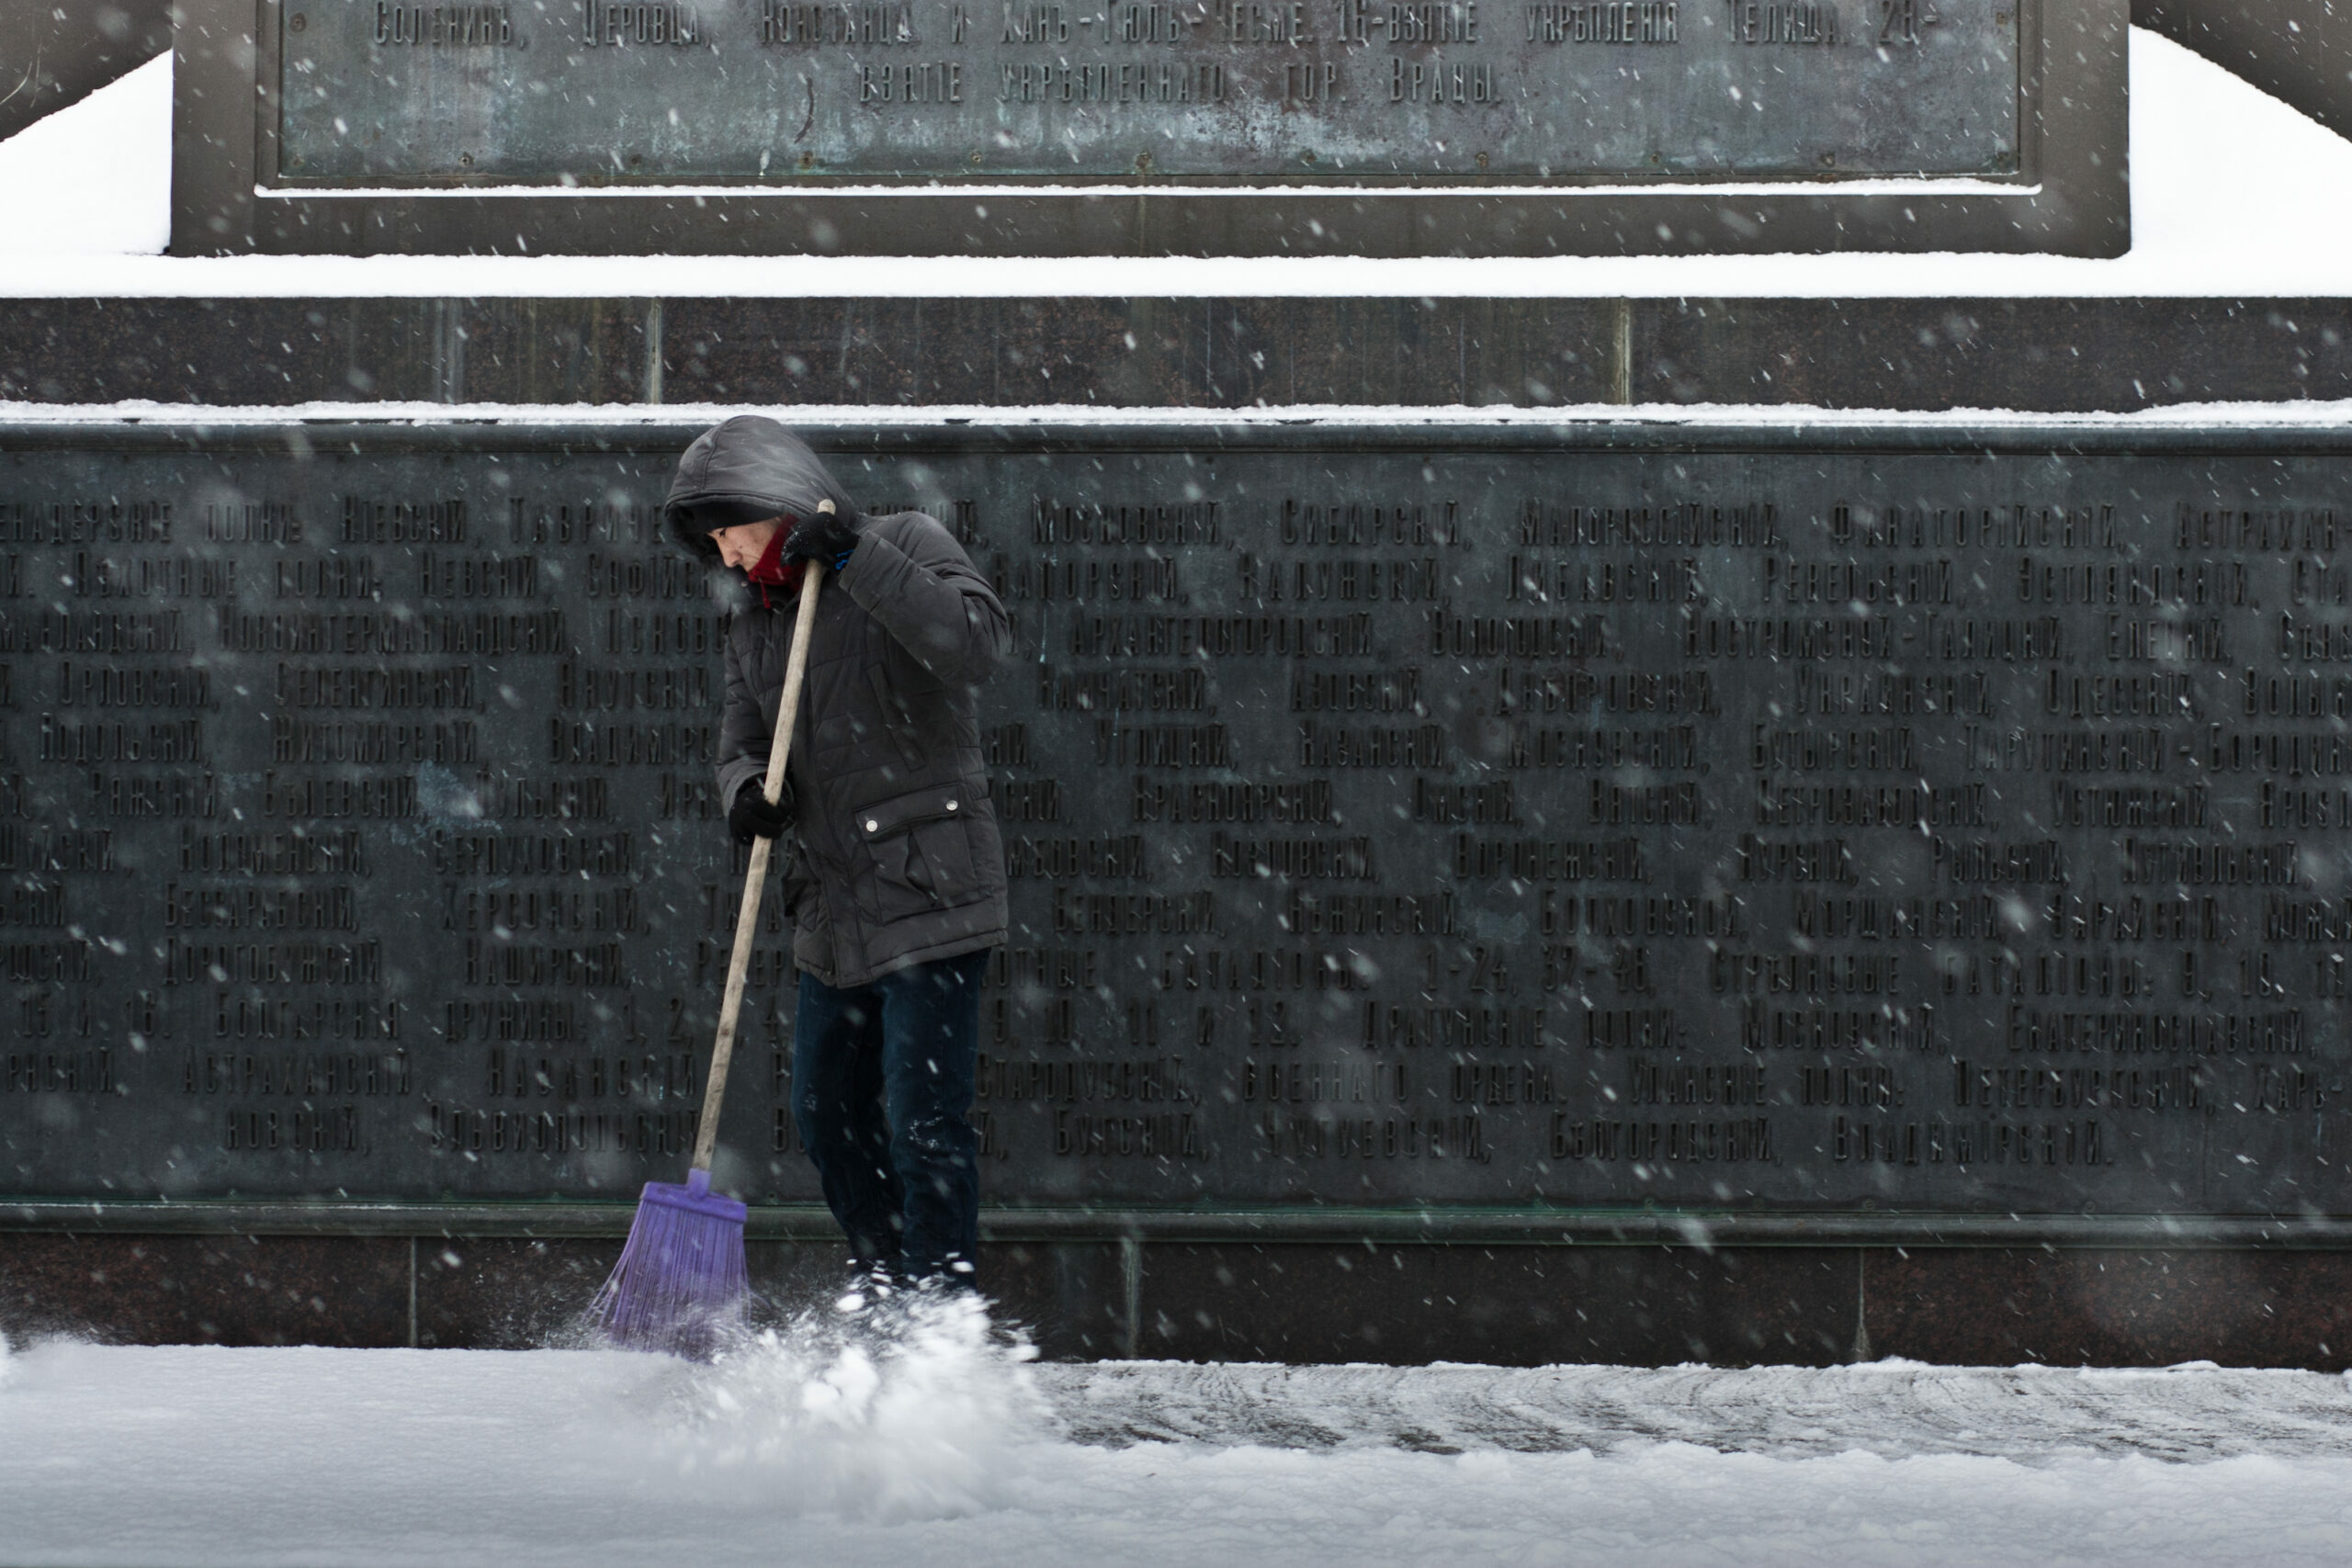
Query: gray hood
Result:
<box><xmin>663</xmin><ymin>415</ymin><xmax>860</xmax><ymax>558</ymax></box>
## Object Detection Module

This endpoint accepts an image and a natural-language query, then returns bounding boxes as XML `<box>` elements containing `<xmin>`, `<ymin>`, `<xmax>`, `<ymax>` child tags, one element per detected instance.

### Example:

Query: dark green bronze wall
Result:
<box><xmin>9</xmin><ymin>294</ymin><xmax>2352</xmax><ymax>1364</ymax></box>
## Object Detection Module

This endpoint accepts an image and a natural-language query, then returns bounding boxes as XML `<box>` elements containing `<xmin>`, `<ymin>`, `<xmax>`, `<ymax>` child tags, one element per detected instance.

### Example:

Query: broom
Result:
<box><xmin>588</xmin><ymin>548</ymin><xmax>829</xmax><ymax>1356</ymax></box>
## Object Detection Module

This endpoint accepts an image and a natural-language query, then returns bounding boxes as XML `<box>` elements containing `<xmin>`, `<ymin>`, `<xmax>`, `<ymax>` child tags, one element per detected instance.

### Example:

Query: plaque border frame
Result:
<box><xmin>170</xmin><ymin>0</ymin><xmax>2128</xmax><ymax>257</ymax></box>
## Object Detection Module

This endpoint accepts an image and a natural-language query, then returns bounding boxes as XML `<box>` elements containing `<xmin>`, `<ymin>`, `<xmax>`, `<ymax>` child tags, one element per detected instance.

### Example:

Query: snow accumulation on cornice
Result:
<box><xmin>6</xmin><ymin>399</ymin><xmax>2352</xmax><ymax>429</ymax></box>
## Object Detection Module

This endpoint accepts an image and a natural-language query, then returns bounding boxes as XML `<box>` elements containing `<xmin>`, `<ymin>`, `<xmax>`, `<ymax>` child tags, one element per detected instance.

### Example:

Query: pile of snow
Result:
<box><xmin>664</xmin><ymin>1291</ymin><xmax>1049</xmax><ymax>1521</ymax></box>
<box><xmin>0</xmin><ymin>31</ymin><xmax>2349</xmax><ymax>294</ymax></box>
<box><xmin>0</xmin><ymin>51</ymin><xmax>169</xmax><ymax>258</ymax></box>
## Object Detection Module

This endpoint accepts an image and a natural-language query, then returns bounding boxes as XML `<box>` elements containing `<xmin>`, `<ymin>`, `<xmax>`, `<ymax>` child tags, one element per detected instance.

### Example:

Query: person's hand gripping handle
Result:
<box><xmin>692</xmin><ymin>514</ymin><xmax>831</xmax><ymax>1177</ymax></box>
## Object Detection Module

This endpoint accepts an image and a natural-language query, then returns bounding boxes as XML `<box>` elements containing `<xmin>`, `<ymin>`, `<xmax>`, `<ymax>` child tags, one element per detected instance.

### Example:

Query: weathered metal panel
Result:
<box><xmin>3</xmin><ymin>420</ymin><xmax>2343</xmax><ymax>1231</ymax></box>
<box><xmin>276</xmin><ymin>0</ymin><xmax>2017</xmax><ymax>182</ymax></box>
<box><xmin>170</xmin><ymin>0</ymin><xmax>2129</xmax><ymax>254</ymax></box>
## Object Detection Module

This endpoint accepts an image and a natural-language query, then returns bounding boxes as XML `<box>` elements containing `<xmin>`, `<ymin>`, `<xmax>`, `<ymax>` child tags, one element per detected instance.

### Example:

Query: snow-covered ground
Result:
<box><xmin>4</xmin><ymin>1302</ymin><xmax>2351</xmax><ymax>1568</ymax></box>
<box><xmin>3</xmin><ymin>29</ymin><xmax>2352</xmax><ymax>296</ymax></box>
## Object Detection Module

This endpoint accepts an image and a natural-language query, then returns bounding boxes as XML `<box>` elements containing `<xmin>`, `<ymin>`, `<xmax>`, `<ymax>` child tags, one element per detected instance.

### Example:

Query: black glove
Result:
<box><xmin>782</xmin><ymin>502</ymin><xmax>859</xmax><ymax>566</ymax></box>
<box><xmin>729</xmin><ymin>780</ymin><xmax>795</xmax><ymax>844</ymax></box>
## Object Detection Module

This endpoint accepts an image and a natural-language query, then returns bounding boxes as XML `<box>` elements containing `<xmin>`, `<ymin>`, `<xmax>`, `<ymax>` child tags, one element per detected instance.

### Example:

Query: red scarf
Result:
<box><xmin>744</xmin><ymin>525</ymin><xmax>805</xmax><ymax>608</ymax></box>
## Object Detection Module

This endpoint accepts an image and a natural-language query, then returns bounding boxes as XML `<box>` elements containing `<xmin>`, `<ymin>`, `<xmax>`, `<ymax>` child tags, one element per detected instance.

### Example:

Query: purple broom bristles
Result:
<box><xmin>587</xmin><ymin>1168</ymin><xmax>749</xmax><ymax>1358</ymax></box>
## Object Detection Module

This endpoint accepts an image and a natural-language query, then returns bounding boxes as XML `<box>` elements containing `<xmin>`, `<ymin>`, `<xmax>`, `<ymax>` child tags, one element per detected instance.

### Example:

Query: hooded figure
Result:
<box><xmin>665</xmin><ymin>415</ymin><xmax>1012</xmax><ymax>1287</ymax></box>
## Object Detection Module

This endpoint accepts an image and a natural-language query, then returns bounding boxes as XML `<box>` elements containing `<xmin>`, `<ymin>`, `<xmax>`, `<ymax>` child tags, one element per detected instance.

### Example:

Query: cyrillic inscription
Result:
<box><xmin>278</xmin><ymin>0</ymin><xmax>2021</xmax><ymax>182</ymax></box>
<box><xmin>3</xmin><ymin>429</ymin><xmax>2350</xmax><ymax>1225</ymax></box>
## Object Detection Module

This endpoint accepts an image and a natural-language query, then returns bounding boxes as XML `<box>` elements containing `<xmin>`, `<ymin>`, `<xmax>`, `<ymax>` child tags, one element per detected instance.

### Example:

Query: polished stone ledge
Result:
<box><xmin>1</xmin><ymin>299</ymin><xmax>2349</xmax><ymax>414</ymax></box>
<box><xmin>10</xmin><ymin>1200</ymin><xmax>2352</xmax><ymax>1250</ymax></box>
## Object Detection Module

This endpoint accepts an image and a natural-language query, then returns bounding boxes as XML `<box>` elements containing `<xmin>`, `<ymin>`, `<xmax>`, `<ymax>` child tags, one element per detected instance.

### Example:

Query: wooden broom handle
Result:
<box><xmin>693</xmin><ymin>550</ymin><xmax>828</xmax><ymax>1176</ymax></box>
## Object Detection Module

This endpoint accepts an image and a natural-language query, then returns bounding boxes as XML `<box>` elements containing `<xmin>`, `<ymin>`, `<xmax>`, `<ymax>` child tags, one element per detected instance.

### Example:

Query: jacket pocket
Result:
<box><xmin>848</xmin><ymin>784</ymin><xmax>985</xmax><ymax>925</ymax></box>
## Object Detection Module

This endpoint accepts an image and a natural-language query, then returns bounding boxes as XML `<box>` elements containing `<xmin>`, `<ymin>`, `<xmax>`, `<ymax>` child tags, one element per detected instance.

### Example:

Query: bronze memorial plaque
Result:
<box><xmin>0</xmin><ymin>422</ymin><xmax>2339</xmax><ymax>1230</ymax></box>
<box><xmin>280</xmin><ymin>0</ymin><xmax>2014</xmax><ymax>183</ymax></box>
<box><xmin>168</xmin><ymin>0</ymin><xmax>2127</xmax><ymax>254</ymax></box>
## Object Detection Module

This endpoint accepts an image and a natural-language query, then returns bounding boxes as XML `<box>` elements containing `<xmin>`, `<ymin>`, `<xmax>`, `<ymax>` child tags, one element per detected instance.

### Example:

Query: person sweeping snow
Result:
<box><xmin>664</xmin><ymin>415</ymin><xmax>1012</xmax><ymax>1290</ymax></box>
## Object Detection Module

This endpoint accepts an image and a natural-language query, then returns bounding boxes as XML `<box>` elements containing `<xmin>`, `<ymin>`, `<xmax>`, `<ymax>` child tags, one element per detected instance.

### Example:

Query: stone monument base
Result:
<box><xmin>6</xmin><ymin>1227</ymin><xmax>2350</xmax><ymax>1366</ymax></box>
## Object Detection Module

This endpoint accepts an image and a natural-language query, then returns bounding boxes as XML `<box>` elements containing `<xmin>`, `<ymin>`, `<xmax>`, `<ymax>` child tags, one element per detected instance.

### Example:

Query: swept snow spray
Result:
<box><xmin>646</xmin><ymin>1289</ymin><xmax>1049</xmax><ymax>1520</ymax></box>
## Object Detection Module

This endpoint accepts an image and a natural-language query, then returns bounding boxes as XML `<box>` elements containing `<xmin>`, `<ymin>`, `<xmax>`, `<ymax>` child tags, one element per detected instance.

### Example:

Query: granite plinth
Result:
<box><xmin>6</xmin><ymin>299</ymin><xmax>2352</xmax><ymax>412</ymax></box>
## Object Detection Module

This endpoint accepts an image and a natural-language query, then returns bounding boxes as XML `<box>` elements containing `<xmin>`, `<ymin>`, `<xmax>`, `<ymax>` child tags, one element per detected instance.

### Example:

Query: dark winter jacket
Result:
<box><xmin>666</xmin><ymin>417</ymin><xmax>1012</xmax><ymax>987</ymax></box>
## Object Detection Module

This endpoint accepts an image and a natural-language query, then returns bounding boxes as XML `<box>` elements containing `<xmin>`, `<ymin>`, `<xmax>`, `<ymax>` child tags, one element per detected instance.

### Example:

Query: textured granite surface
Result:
<box><xmin>1865</xmin><ymin>1249</ymin><xmax>2352</xmax><ymax>1369</ymax></box>
<box><xmin>2</xmin><ymin>299</ymin><xmax>2347</xmax><ymax>412</ymax></box>
<box><xmin>0</xmin><ymin>1234</ymin><xmax>410</xmax><ymax>1347</ymax></box>
<box><xmin>13</xmin><ymin>1235</ymin><xmax>2348</xmax><ymax>1366</ymax></box>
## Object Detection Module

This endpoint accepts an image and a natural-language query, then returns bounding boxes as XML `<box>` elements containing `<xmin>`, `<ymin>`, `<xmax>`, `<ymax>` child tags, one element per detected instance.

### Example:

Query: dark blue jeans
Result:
<box><xmin>791</xmin><ymin>950</ymin><xmax>987</xmax><ymax>1283</ymax></box>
